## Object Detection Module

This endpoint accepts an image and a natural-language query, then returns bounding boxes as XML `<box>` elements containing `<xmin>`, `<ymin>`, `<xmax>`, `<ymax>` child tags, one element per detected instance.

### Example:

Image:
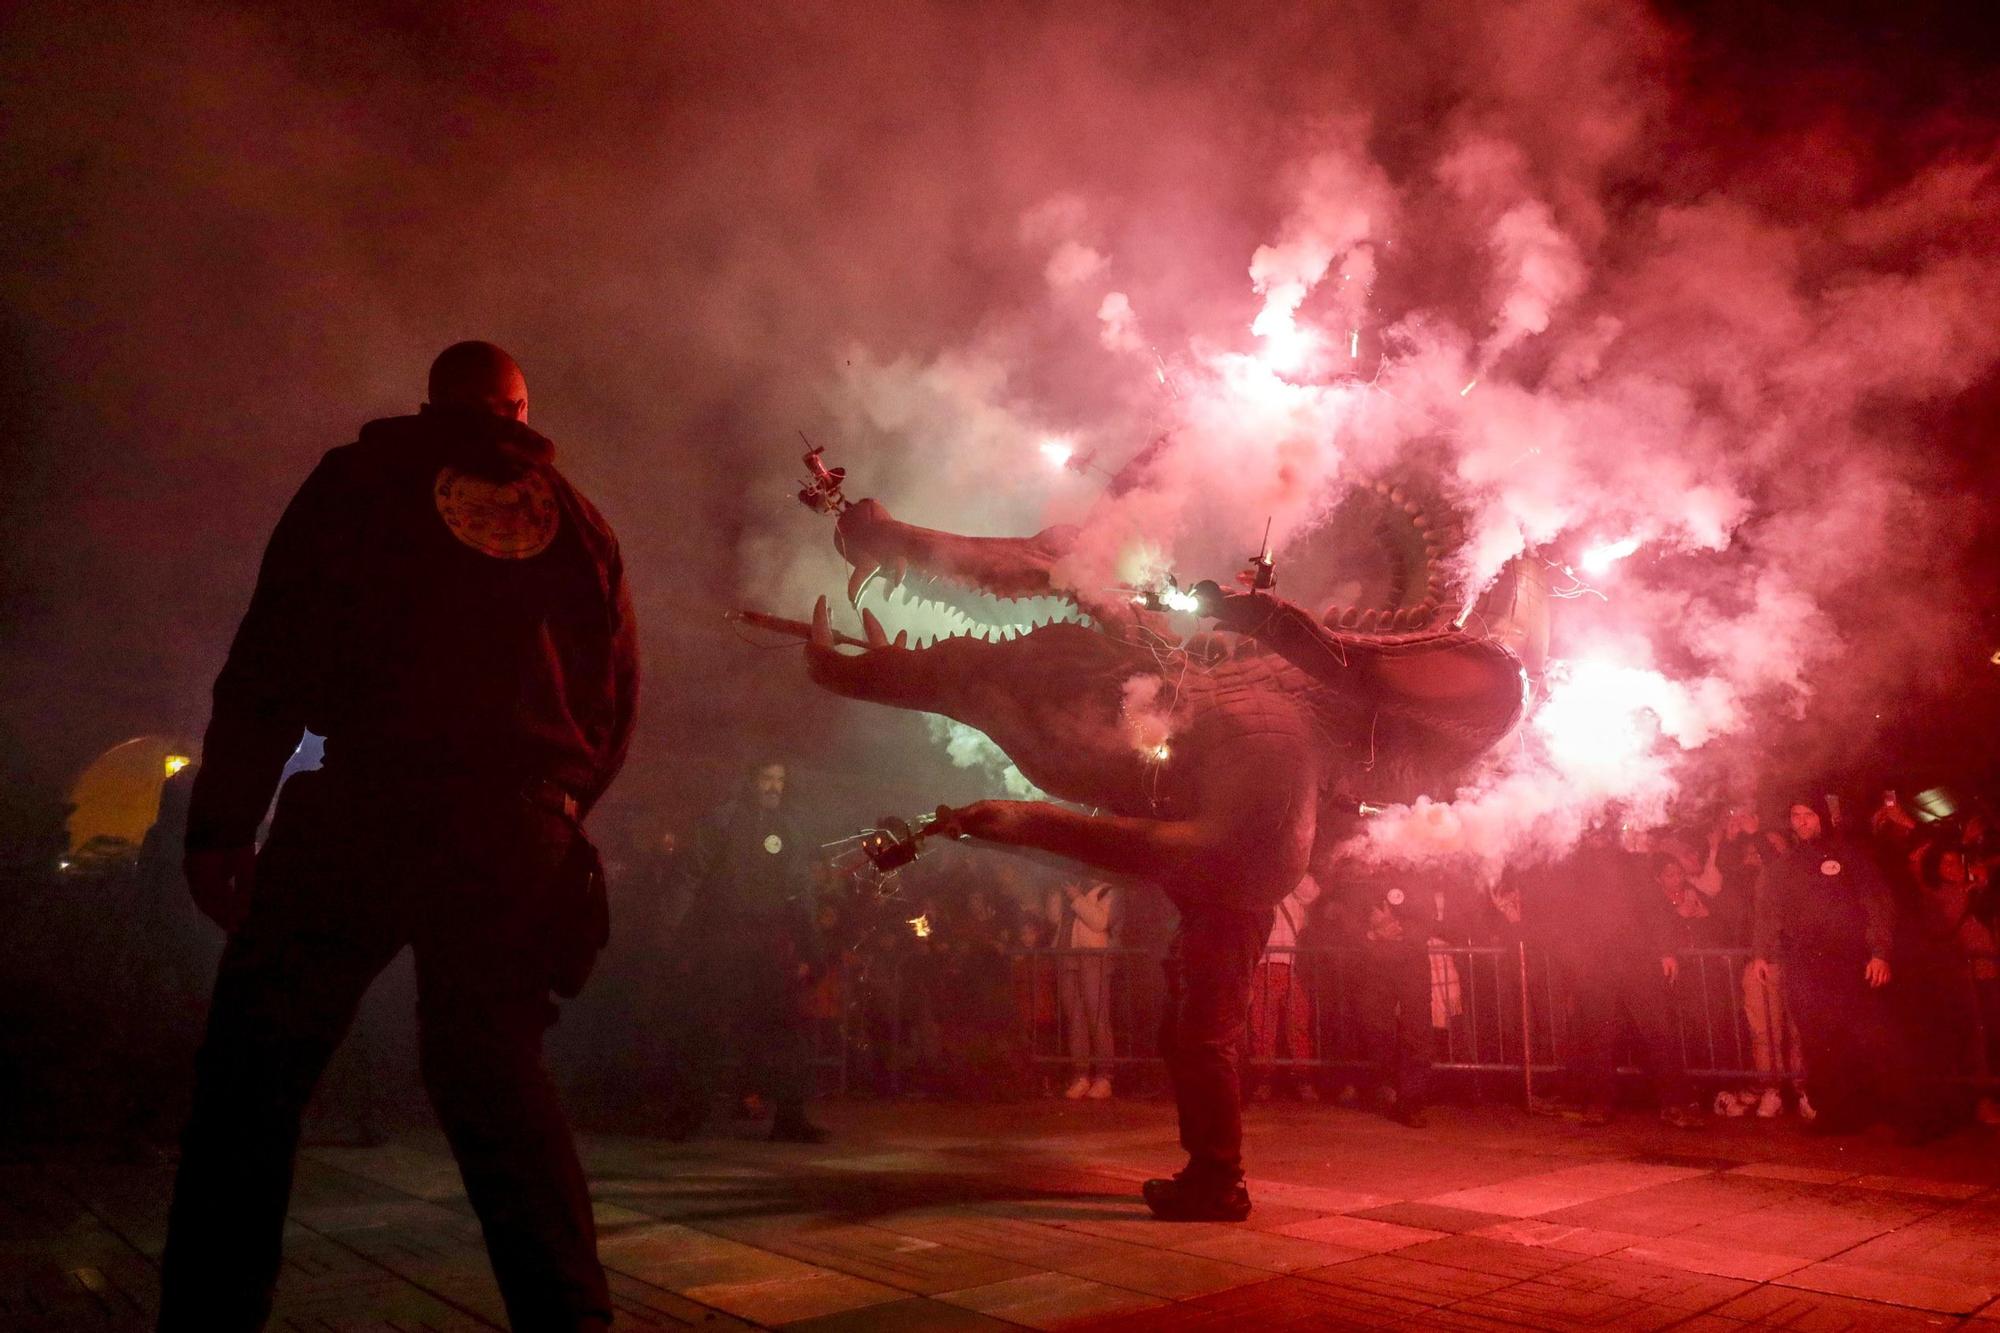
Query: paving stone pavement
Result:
<box><xmin>5</xmin><ymin>1099</ymin><xmax>1999</xmax><ymax>1330</ymax></box>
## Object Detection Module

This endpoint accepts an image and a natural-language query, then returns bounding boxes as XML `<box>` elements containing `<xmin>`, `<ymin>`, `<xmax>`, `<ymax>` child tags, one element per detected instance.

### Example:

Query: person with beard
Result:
<box><xmin>1752</xmin><ymin>794</ymin><xmax>1945</xmax><ymax>1141</ymax></box>
<box><xmin>161</xmin><ymin>342</ymin><xmax>640</xmax><ymax>1333</ymax></box>
<box><xmin>665</xmin><ymin>760</ymin><xmax>828</xmax><ymax>1142</ymax></box>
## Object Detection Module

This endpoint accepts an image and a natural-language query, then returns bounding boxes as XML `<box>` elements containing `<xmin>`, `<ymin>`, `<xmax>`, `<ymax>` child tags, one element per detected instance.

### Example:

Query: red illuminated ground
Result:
<box><xmin>9</xmin><ymin>1098</ymin><xmax>1999</xmax><ymax>1329</ymax></box>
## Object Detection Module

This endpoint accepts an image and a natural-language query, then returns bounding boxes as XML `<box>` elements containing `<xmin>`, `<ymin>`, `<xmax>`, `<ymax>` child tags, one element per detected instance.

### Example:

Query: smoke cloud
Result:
<box><xmin>3</xmin><ymin>1</ymin><xmax>1996</xmax><ymax>854</ymax></box>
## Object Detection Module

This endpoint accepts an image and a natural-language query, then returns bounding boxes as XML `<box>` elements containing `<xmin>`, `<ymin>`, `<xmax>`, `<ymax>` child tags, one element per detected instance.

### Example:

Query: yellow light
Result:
<box><xmin>1990</xmin><ymin>648</ymin><xmax>2000</xmax><ymax>666</ymax></box>
<box><xmin>164</xmin><ymin>754</ymin><xmax>191</xmax><ymax>777</ymax></box>
<box><xmin>908</xmin><ymin>914</ymin><xmax>932</xmax><ymax>938</ymax></box>
<box><xmin>1151</xmin><ymin>743</ymin><xmax>1171</xmax><ymax>762</ymax></box>
<box><xmin>1460</xmin><ymin>379</ymin><xmax>1478</xmax><ymax>397</ymax></box>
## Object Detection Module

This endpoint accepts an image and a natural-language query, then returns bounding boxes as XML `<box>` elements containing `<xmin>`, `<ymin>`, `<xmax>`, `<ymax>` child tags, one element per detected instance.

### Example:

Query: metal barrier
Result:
<box><xmin>812</xmin><ymin>941</ymin><xmax>1997</xmax><ymax>1100</ymax></box>
<box><xmin>820</xmin><ymin>932</ymin><xmax>1776</xmax><ymax>1088</ymax></box>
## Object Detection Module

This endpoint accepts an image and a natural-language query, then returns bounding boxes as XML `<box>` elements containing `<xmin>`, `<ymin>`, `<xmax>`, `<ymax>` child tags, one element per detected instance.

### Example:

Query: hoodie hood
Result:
<box><xmin>359</xmin><ymin>404</ymin><xmax>556</xmax><ymax>480</ymax></box>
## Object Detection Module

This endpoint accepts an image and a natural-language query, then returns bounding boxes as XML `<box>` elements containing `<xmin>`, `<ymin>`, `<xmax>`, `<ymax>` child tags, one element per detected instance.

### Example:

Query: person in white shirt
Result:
<box><xmin>1049</xmin><ymin>880</ymin><xmax>1119</xmax><ymax>1098</ymax></box>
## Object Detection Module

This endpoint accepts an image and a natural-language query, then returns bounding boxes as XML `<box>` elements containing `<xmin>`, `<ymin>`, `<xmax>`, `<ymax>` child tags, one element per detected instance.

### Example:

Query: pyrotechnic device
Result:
<box><xmin>795</xmin><ymin>437</ymin><xmax>850</xmax><ymax>515</ymax></box>
<box><xmin>824</xmin><ymin>810</ymin><xmax>962</xmax><ymax>890</ymax></box>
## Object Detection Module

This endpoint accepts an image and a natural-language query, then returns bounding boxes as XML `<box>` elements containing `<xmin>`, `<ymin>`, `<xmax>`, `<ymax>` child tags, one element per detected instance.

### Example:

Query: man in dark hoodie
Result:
<box><xmin>1751</xmin><ymin>794</ymin><xmax>1942</xmax><ymax>1140</ymax></box>
<box><xmin>160</xmin><ymin>342</ymin><xmax>639</xmax><ymax>1333</ymax></box>
<box><xmin>665</xmin><ymin>759</ymin><xmax>828</xmax><ymax>1142</ymax></box>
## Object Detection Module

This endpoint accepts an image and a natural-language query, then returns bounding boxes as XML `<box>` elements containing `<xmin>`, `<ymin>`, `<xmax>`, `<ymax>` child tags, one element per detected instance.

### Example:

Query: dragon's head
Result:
<box><xmin>785</xmin><ymin>478</ymin><xmax>1544</xmax><ymax>829</ymax></box>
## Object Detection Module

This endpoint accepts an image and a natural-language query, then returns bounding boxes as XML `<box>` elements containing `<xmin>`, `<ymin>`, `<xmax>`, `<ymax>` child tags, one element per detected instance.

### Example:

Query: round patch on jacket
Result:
<box><xmin>1820</xmin><ymin>859</ymin><xmax>1842</xmax><ymax>876</ymax></box>
<box><xmin>433</xmin><ymin>467</ymin><xmax>559</xmax><ymax>558</ymax></box>
<box><xmin>1386</xmin><ymin>888</ymin><xmax>1406</xmax><ymax>906</ymax></box>
<box><xmin>763</xmin><ymin>834</ymin><xmax>783</xmax><ymax>854</ymax></box>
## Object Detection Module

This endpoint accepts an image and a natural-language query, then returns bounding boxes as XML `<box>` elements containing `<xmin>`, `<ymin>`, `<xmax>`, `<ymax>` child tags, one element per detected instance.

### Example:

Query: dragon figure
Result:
<box><xmin>746</xmin><ymin>453</ymin><xmax>1548</xmax><ymax>1218</ymax></box>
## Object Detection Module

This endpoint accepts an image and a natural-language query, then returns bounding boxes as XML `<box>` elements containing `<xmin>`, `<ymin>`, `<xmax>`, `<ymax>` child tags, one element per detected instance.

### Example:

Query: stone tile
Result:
<box><xmin>1471</xmin><ymin>1218</ymin><xmax>1650</xmax><ymax>1257</ymax></box>
<box><xmin>303</xmin><ymin>1140</ymin><xmax>468</xmax><ymax>1201</ymax></box>
<box><xmin>1165</xmin><ymin>1228</ymin><xmax>1369</xmax><ymax>1273</ymax></box>
<box><xmin>1061</xmin><ymin>1275</ymin><xmax>1401</xmax><ymax>1330</ymax></box>
<box><xmin>1059</xmin><ymin>1215</ymin><xmax>1238</xmax><ymax>1248</ymax></box>
<box><xmin>1671</xmin><ymin>1194</ymin><xmax>1934</xmax><ymax>1263</ymax></box>
<box><xmin>1849</xmin><ymin>1174</ymin><xmax>1987</xmax><ymax>1200</ymax></box>
<box><xmin>1617</xmin><ymin>1233</ymin><xmax>1809</xmax><ymax>1283</ymax></box>
<box><xmin>1777</xmin><ymin>1261</ymin><xmax>1996</xmax><ymax>1315</ymax></box>
<box><xmin>1826</xmin><ymin>1211</ymin><xmax>2000</xmax><ymax>1291</ymax></box>
<box><xmin>781</xmin><ymin>1294</ymin><xmax>1018</xmax><ymax>1330</ymax></box>
<box><xmin>1271</xmin><ymin>1214</ymin><xmax>1446</xmax><ymax>1252</ymax></box>
<box><xmin>1393</xmin><ymin>1233</ymin><xmax>1577</xmax><ymax>1281</ymax></box>
<box><xmin>606</xmin><ymin>1269</ymin><xmax>761</xmax><ymax>1329</ymax></box>
<box><xmin>1528</xmin><ymin>1254</ymin><xmax>1753</xmax><ymax>1313</ymax></box>
<box><xmin>1349</xmin><ymin>1201</ymin><xmax>1516</xmax><ymax>1235</ymax></box>
<box><xmin>703</xmin><ymin>1215</ymin><xmax>1040</xmax><ymax>1294</ymax></box>
<box><xmin>1440</xmin><ymin>1248</ymin><xmax>1752</xmax><ymax>1320</ymax></box>
<box><xmin>1298</xmin><ymin>1252</ymin><xmax>1519</xmax><ymax>1309</ymax></box>
<box><xmin>935</xmin><ymin>1272</ymin><xmax>1166</xmax><ymax>1328</ymax></box>
<box><xmin>1241</xmin><ymin>1180</ymin><xmax>1395</xmax><ymax>1214</ymax></box>
<box><xmin>1060</xmin><ymin>1244</ymin><xmax>1270</xmax><ymax>1300</ymax></box>
<box><xmin>1426</xmin><ymin>1161</ymin><xmax>1713</xmax><ymax>1219</ymax></box>
<box><xmin>1725</xmin><ymin>1162</ymin><xmax>1856</xmax><ymax>1185</ymax></box>
<box><xmin>1713</xmin><ymin>1283</ymin><xmax>1964</xmax><ymax>1330</ymax></box>
<box><xmin>864</xmin><ymin>1211</ymin><xmax>1140</xmax><ymax>1272</ymax></box>
<box><xmin>1627</xmin><ymin>1153</ymin><xmax>1745</xmax><ymax>1171</ymax></box>
<box><xmin>1445</xmin><ymin>1277</ymin><xmax>1690</xmax><ymax>1333</ymax></box>
<box><xmin>681</xmin><ymin>1269</ymin><xmax>903</xmax><ymax>1325</ymax></box>
<box><xmin>599</xmin><ymin>1222</ymin><xmax>826</xmax><ymax>1291</ymax></box>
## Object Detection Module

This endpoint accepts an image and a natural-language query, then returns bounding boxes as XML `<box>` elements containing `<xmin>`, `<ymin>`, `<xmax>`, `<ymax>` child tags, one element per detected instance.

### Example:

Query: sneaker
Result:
<box><xmin>1796</xmin><ymin>1092</ymin><xmax>1816</xmax><ymax>1122</ymax></box>
<box><xmin>1756</xmin><ymin>1088</ymin><xmax>1784</xmax><ymax>1119</ymax></box>
<box><xmin>1063</xmin><ymin>1077</ymin><xmax>1091</xmax><ymax>1100</ymax></box>
<box><xmin>1389</xmin><ymin>1102</ymin><xmax>1428</xmax><ymax>1129</ymax></box>
<box><xmin>1142</xmin><ymin>1172</ymin><xmax>1252</xmax><ymax>1222</ymax></box>
<box><xmin>1660</xmin><ymin>1103</ymin><xmax>1707</xmax><ymax>1131</ymax></box>
<box><xmin>1087</xmin><ymin>1076</ymin><xmax>1113</xmax><ymax>1100</ymax></box>
<box><xmin>1714</xmin><ymin>1090</ymin><xmax>1746</xmax><ymax>1117</ymax></box>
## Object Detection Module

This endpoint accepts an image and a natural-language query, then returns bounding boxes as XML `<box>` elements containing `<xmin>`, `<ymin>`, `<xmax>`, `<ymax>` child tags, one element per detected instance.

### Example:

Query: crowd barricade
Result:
<box><xmin>822</xmin><ymin>942</ymin><xmax>1998</xmax><ymax>1099</ymax></box>
<box><xmin>812</xmin><ymin>940</ymin><xmax>2000</xmax><ymax>1096</ymax></box>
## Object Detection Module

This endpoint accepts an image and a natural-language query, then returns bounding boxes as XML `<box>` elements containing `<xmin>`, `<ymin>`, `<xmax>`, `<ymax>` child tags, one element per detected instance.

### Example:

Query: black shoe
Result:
<box><xmin>769</xmin><ymin>1118</ymin><xmax>830</xmax><ymax>1144</ymax></box>
<box><xmin>1389</xmin><ymin>1102</ymin><xmax>1428</xmax><ymax>1129</ymax></box>
<box><xmin>1142</xmin><ymin>1172</ymin><xmax>1252</xmax><ymax>1222</ymax></box>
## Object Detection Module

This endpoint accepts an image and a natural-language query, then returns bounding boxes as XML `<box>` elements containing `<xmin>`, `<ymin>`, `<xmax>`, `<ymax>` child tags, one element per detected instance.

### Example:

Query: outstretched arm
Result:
<box><xmin>941</xmin><ymin>739</ymin><xmax>1317</xmax><ymax>905</ymax></box>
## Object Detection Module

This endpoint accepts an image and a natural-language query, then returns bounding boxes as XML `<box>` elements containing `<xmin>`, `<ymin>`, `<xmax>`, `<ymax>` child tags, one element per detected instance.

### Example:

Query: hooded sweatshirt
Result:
<box><xmin>186</xmin><ymin>407</ymin><xmax>639</xmax><ymax>849</ymax></box>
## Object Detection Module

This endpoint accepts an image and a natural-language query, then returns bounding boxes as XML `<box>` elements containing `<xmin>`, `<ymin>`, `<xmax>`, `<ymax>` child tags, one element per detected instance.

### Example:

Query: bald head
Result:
<box><xmin>427</xmin><ymin>341</ymin><xmax>528</xmax><ymax>421</ymax></box>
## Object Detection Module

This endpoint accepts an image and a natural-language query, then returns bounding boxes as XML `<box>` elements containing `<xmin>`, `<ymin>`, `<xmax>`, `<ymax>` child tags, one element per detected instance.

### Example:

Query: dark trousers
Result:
<box><xmin>1158</xmin><ymin>898</ymin><xmax>1273</xmax><ymax>1184</ymax></box>
<box><xmin>677</xmin><ymin>939</ymin><xmax>812</xmax><ymax>1121</ymax></box>
<box><xmin>1784</xmin><ymin>947</ymin><xmax>1916</xmax><ymax>1130</ymax></box>
<box><xmin>1564</xmin><ymin>953</ymin><xmax>1688</xmax><ymax>1111</ymax></box>
<box><xmin>1356</xmin><ymin>941</ymin><xmax>1433</xmax><ymax>1108</ymax></box>
<box><xmin>158</xmin><ymin>771</ymin><xmax>608</xmax><ymax>1332</ymax></box>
